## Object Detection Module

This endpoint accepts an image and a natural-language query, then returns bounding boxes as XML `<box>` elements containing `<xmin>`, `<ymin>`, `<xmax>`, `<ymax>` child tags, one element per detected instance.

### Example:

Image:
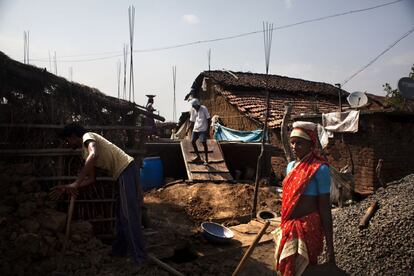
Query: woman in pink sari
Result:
<box><xmin>273</xmin><ymin>121</ymin><xmax>335</xmax><ymax>275</ymax></box>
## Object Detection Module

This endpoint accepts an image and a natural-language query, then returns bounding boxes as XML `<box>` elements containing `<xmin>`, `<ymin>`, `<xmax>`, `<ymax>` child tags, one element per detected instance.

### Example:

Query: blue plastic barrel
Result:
<box><xmin>140</xmin><ymin>157</ymin><xmax>164</xmax><ymax>191</ymax></box>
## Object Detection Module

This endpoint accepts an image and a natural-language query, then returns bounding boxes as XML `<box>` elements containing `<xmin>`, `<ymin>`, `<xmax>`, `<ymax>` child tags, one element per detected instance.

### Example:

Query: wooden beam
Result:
<box><xmin>0</xmin><ymin>148</ymin><xmax>144</xmax><ymax>156</ymax></box>
<box><xmin>189</xmin><ymin>170</ymin><xmax>230</xmax><ymax>173</ymax></box>
<box><xmin>13</xmin><ymin>176</ymin><xmax>115</xmax><ymax>182</ymax></box>
<box><xmin>87</xmin><ymin>217</ymin><xmax>115</xmax><ymax>223</ymax></box>
<box><xmin>0</xmin><ymin>123</ymin><xmax>156</xmax><ymax>130</ymax></box>
<box><xmin>63</xmin><ymin>199</ymin><xmax>116</xmax><ymax>203</ymax></box>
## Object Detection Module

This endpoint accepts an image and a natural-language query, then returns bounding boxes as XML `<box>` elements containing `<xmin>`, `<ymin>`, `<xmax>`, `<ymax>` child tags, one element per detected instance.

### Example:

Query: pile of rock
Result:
<box><xmin>321</xmin><ymin>174</ymin><xmax>414</xmax><ymax>274</ymax></box>
<box><xmin>0</xmin><ymin>163</ymin><xmax>105</xmax><ymax>276</ymax></box>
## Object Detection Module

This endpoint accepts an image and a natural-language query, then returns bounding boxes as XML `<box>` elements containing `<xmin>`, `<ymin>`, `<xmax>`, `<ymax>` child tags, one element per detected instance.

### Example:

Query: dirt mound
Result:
<box><xmin>145</xmin><ymin>182</ymin><xmax>281</xmax><ymax>223</ymax></box>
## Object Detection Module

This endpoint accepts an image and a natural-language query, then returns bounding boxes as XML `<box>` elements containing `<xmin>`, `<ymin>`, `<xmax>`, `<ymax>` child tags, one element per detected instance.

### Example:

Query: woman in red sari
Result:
<box><xmin>273</xmin><ymin>121</ymin><xmax>335</xmax><ymax>275</ymax></box>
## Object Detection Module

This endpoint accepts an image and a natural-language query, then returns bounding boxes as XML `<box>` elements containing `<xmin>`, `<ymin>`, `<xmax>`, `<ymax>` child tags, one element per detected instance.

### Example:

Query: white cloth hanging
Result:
<box><xmin>322</xmin><ymin>110</ymin><xmax>360</xmax><ymax>137</ymax></box>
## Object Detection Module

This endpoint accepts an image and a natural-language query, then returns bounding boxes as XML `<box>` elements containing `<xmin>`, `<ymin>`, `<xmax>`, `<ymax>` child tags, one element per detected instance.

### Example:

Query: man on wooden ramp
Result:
<box><xmin>187</xmin><ymin>98</ymin><xmax>211</xmax><ymax>166</ymax></box>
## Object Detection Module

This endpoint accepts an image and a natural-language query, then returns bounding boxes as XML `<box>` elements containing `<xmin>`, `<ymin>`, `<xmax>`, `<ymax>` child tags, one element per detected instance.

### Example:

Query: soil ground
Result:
<box><xmin>78</xmin><ymin>181</ymin><xmax>283</xmax><ymax>275</ymax></box>
<box><xmin>0</xmin><ymin>174</ymin><xmax>348</xmax><ymax>276</ymax></box>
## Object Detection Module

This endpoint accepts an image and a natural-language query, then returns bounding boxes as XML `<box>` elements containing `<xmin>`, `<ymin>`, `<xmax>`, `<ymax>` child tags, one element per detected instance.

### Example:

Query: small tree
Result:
<box><xmin>383</xmin><ymin>64</ymin><xmax>414</xmax><ymax>109</ymax></box>
<box><xmin>410</xmin><ymin>64</ymin><xmax>414</xmax><ymax>79</ymax></box>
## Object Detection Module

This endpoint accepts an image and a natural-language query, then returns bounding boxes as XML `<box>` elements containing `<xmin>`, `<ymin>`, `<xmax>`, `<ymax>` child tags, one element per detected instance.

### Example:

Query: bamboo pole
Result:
<box><xmin>252</xmin><ymin>90</ymin><xmax>270</xmax><ymax>218</ymax></box>
<box><xmin>148</xmin><ymin>254</ymin><xmax>185</xmax><ymax>276</ymax></box>
<box><xmin>281</xmin><ymin>104</ymin><xmax>294</xmax><ymax>163</ymax></box>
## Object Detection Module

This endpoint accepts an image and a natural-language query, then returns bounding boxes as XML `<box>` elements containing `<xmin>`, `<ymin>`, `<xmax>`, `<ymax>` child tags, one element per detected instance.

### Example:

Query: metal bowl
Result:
<box><xmin>257</xmin><ymin>210</ymin><xmax>277</xmax><ymax>220</ymax></box>
<box><xmin>201</xmin><ymin>222</ymin><xmax>234</xmax><ymax>243</ymax></box>
<box><xmin>257</xmin><ymin>209</ymin><xmax>278</xmax><ymax>223</ymax></box>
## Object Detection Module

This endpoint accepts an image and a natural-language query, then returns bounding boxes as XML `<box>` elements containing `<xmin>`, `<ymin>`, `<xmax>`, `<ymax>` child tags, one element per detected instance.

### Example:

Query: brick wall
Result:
<box><xmin>307</xmin><ymin>113</ymin><xmax>414</xmax><ymax>195</ymax></box>
<box><xmin>369</xmin><ymin>114</ymin><xmax>414</xmax><ymax>186</ymax></box>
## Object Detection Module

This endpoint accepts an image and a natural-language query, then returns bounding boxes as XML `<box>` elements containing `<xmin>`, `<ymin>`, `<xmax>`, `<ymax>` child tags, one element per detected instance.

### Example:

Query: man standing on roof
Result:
<box><xmin>273</xmin><ymin>121</ymin><xmax>335</xmax><ymax>275</ymax></box>
<box><xmin>145</xmin><ymin>95</ymin><xmax>156</xmax><ymax>140</ymax></box>
<box><xmin>186</xmin><ymin>98</ymin><xmax>211</xmax><ymax>165</ymax></box>
<box><xmin>50</xmin><ymin>123</ymin><xmax>147</xmax><ymax>266</ymax></box>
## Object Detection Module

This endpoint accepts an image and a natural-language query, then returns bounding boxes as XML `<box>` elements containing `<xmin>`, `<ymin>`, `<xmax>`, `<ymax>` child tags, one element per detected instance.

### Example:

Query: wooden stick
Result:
<box><xmin>56</xmin><ymin>195</ymin><xmax>76</xmax><ymax>272</ymax></box>
<box><xmin>232</xmin><ymin>220</ymin><xmax>270</xmax><ymax>276</ymax></box>
<box><xmin>359</xmin><ymin>200</ymin><xmax>378</xmax><ymax>229</ymax></box>
<box><xmin>281</xmin><ymin>103</ymin><xmax>294</xmax><ymax>162</ymax></box>
<box><xmin>252</xmin><ymin>90</ymin><xmax>270</xmax><ymax>218</ymax></box>
<box><xmin>148</xmin><ymin>254</ymin><xmax>185</xmax><ymax>276</ymax></box>
<box><xmin>63</xmin><ymin>195</ymin><xmax>76</xmax><ymax>250</ymax></box>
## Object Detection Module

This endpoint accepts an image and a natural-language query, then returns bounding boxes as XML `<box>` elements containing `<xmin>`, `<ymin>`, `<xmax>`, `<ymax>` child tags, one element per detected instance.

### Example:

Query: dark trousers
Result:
<box><xmin>112</xmin><ymin>161</ymin><xmax>147</xmax><ymax>264</ymax></box>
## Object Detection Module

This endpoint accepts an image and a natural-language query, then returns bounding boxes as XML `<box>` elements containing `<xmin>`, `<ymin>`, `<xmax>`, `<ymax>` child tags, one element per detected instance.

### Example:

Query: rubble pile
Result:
<box><xmin>321</xmin><ymin>174</ymin><xmax>414</xmax><ymax>275</ymax></box>
<box><xmin>0</xmin><ymin>163</ymin><xmax>109</xmax><ymax>275</ymax></box>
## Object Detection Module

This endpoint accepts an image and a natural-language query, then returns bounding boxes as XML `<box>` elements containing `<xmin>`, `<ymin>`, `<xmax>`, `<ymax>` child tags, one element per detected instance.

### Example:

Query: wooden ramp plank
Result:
<box><xmin>180</xmin><ymin>139</ymin><xmax>233</xmax><ymax>182</ymax></box>
<box><xmin>188</xmin><ymin>162</ymin><xmax>229</xmax><ymax>173</ymax></box>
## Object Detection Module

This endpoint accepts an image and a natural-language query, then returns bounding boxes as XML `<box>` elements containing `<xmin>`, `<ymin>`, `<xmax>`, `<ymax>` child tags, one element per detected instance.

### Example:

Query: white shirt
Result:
<box><xmin>190</xmin><ymin>105</ymin><xmax>210</xmax><ymax>132</ymax></box>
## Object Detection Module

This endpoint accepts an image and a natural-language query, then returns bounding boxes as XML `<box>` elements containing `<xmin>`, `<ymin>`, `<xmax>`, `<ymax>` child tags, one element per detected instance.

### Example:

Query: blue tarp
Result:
<box><xmin>213</xmin><ymin>123</ymin><xmax>264</xmax><ymax>142</ymax></box>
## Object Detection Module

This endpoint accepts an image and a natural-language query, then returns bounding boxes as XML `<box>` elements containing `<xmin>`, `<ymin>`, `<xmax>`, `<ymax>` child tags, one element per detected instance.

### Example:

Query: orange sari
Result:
<box><xmin>273</xmin><ymin>153</ymin><xmax>326</xmax><ymax>276</ymax></box>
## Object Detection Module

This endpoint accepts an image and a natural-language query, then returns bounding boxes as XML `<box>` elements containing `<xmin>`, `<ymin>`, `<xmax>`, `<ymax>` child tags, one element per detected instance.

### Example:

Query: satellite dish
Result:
<box><xmin>347</xmin><ymin>91</ymin><xmax>368</xmax><ymax>108</ymax></box>
<box><xmin>398</xmin><ymin>77</ymin><xmax>414</xmax><ymax>100</ymax></box>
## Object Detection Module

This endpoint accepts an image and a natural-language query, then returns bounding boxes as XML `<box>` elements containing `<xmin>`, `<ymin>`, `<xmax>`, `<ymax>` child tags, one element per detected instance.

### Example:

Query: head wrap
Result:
<box><xmin>290</xmin><ymin>121</ymin><xmax>318</xmax><ymax>145</ymax></box>
<box><xmin>290</xmin><ymin>121</ymin><xmax>327</xmax><ymax>162</ymax></box>
<box><xmin>290</xmin><ymin>128</ymin><xmax>311</xmax><ymax>141</ymax></box>
<box><xmin>190</xmin><ymin>98</ymin><xmax>200</xmax><ymax>107</ymax></box>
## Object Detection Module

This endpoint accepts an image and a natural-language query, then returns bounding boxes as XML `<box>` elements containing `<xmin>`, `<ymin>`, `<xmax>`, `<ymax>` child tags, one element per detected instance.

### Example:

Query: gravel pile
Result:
<box><xmin>321</xmin><ymin>174</ymin><xmax>414</xmax><ymax>275</ymax></box>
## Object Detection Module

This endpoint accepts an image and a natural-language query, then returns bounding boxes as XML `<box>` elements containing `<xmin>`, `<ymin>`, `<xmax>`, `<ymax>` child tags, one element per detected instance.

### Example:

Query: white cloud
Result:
<box><xmin>0</xmin><ymin>35</ymin><xmax>21</xmax><ymax>56</ymax></box>
<box><xmin>387</xmin><ymin>52</ymin><xmax>414</xmax><ymax>66</ymax></box>
<box><xmin>284</xmin><ymin>0</ymin><xmax>294</xmax><ymax>9</ymax></box>
<box><xmin>182</xmin><ymin>14</ymin><xmax>200</xmax><ymax>24</ymax></box>
<box><xmin>276</xmin><ymin>62</ymin><xmax>314</xmax><ymax>78</ymax></box>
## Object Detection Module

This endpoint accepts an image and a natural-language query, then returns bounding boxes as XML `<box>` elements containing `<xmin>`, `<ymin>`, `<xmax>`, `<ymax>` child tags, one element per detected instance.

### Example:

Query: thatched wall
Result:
<box><xmin>0</xmin><ymin>52</ymin><xmax>143</xmax><ymax>126</ymax></box>
<box><xmin>199</xmin><ymin>84</ymin><xmax>259</xmax><ymax>131</ymax></box>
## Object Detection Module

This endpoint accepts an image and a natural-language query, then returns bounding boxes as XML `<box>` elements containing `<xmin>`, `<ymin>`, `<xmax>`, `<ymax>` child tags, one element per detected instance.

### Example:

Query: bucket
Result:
<box><xmin>140</xmin><ymin>157</ymin><xmax>164</xmax><ymax>191</ymax></box>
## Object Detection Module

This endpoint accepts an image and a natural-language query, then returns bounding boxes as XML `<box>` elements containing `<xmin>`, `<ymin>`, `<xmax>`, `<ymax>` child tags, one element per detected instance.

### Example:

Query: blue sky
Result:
<box><xmin>1</xmin><ymin>0</ymin><xmax>413</xmax><ymax>121</ymax></box>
